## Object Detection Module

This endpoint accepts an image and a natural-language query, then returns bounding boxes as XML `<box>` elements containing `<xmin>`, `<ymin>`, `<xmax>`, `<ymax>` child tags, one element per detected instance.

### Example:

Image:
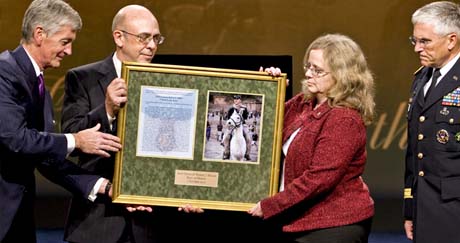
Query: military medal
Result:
<box><xmin>442</xmin><ymin>87</ymin><xmax>460</xmax><ymax>106</ymax></box>
<box><xmin>436</xmin><ymin>129</ymin><xmax>449</xmax><ymax>144</ymax></box>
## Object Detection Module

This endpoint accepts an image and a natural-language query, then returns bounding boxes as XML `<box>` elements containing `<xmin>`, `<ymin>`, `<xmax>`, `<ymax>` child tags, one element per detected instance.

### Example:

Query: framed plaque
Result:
<box><xmin>112</xmin><ymin>62</ymin><xmax>286</xmax><ymax>211</ymax></box>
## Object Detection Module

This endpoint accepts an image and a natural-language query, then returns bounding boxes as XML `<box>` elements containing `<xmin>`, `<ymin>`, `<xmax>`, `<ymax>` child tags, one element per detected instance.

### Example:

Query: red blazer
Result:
<box><xmin>260</xmin><ymin>93</ymin><xmax>374</xmax><ymax>232</ymax></box>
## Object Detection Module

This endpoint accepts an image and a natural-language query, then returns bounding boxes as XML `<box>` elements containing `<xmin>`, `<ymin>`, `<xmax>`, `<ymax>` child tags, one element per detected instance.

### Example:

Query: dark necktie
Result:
<box><xmin>425</xmin><ymin>68</ymin><xmax>441</xmax><ymax>100</ymax></box>
<box><xmin>37</xmin><ymin>73</ymin><xmax>45</xmax><ymax>100</ymax></box>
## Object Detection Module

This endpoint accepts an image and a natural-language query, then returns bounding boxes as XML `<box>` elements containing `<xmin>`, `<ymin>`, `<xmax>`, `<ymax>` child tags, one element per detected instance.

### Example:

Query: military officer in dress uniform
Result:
<box><xmin>404</xmin><ymin>2</ymin><xmax>460</xmax><ymax>242</ymax></box>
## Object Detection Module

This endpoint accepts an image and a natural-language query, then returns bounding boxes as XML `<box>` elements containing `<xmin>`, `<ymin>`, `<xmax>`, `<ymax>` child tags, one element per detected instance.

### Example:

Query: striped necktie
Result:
<box><xmin>37</xmin><ymin>73</ymin><xmax>45</xmax><ymax>98</ymax></box>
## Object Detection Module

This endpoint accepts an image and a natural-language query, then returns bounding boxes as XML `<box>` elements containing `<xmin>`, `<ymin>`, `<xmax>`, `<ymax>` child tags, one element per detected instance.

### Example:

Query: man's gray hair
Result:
<box><xmin>21</xmin><ymin>0</ymin><xmax>82</xmax><ymax>43</ymax></box>
<box><xmin>412</xmin><ymin>1</ymin><xmax>460</xmax><ymax>36</ymax></box>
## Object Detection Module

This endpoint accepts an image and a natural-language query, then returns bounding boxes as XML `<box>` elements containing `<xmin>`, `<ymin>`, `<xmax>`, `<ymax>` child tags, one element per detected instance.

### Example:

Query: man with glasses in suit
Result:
<box><xmin>61</xmin><ymin>5</ymin><xmax>166</xmax><ymax>243</ymax></box>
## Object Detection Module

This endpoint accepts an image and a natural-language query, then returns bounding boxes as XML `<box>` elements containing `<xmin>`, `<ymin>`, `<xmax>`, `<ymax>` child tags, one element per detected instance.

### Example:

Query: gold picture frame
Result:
<box><xmin>112</xmin><ymin>62</ymin><xmax>286</xmax><ymax>211</ymax></box>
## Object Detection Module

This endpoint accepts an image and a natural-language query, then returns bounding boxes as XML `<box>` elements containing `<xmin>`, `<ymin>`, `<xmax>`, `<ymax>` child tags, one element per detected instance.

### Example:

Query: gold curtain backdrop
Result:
<box><xmin>0</xmin><ymin>0</ymin><xmax>435</xmax><ymax>198</ymax></box>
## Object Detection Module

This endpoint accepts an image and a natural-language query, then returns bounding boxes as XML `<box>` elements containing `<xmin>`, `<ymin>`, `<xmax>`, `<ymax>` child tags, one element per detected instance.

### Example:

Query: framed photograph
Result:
<box><xmin>112</xmin><ymin>62</ymin><xmax>287</xmax><ymax>211</ymax></box>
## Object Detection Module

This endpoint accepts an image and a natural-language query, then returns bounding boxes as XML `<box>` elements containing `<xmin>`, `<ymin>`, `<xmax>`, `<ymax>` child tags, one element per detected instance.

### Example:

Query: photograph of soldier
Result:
<box><xmin>203</xmin><ymin>93</ymin><xmax>262</xmax><ymax>163</ymax></box>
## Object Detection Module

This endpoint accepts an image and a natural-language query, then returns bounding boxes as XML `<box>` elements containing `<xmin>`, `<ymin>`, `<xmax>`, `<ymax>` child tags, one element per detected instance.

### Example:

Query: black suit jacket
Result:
<box><xmin>405</xmin><ymin>60</ymin><xmax>460</xmax><ymax>243</ymax></box>
<box><xmin>0</xmin><ymin>46</ymin><xmax>100</xmax><ymax>242</ymax></box>
<box><xmin>62</xmin><ymin>55</ymin><xmax>157</xmax><ymax>243</ymax></box>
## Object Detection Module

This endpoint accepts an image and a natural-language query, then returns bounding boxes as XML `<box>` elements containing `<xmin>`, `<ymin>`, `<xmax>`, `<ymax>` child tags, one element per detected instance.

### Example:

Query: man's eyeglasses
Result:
<box><xmin>409</xmin><ymin>34</ymin><xmax>449</xmax><ymax>48</ymax></box>
<box><xmin>119</xmin><ymin>30</ymin><xmax>165</xmax><ymax>45</ymax></box>
<box><xmin>409</xmin><ymin>36</ymin><xmax>432</xmax><ymax>47</ymax></box>
<box><xmin>303</xmin><ymin>63</ymin><xmax>330</xmax><ymax>78</ymax></box>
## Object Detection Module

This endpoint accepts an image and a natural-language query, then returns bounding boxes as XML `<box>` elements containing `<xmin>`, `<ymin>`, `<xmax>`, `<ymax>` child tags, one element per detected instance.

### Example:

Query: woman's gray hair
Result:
<box><xmin>412</xmin><ymin>1</ymin><xmax>460</xmax><ymax>36</ymax></box>
<box><xmin>21</xmin><ymin>0</ymin><xmax>82</xmax><ymax>43</ymax></box>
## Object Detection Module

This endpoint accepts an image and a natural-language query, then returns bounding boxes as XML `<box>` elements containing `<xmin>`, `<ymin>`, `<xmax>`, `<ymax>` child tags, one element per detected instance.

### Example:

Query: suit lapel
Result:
<box><xmin>43</xmin><ymin>92</ymin><xmax>55</xmax><ymax>132</ymax></box>
<box><xmin>96</xmin><ymin>55</ymin><xmax>118</xmax><ymax>133</ymax></box>
<box><xmin>11</xmin><ymin>46</ymin><xmax>48</xmax><ymax>130</ymax></box>
<box><xmin>415</xmin><ymin>67</ymin><xmax>432</xmax><ymax>108</ymax></box>
<box><xmin>97</xmin><ymin>55</ymin><xmax>117</xmax><ymax>94</ymax></box>
<box><xmin>10</xmin><ymin>46</ymin><xmax>36</xmax><ymax>99</ymax></box>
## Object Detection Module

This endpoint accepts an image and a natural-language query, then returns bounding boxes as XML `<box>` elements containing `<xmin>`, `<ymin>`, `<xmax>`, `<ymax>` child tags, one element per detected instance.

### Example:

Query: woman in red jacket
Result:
<box><xmin>249</xmin><ymin>33</ymin><xmax>375</xmax><ymax>243</ymax></box>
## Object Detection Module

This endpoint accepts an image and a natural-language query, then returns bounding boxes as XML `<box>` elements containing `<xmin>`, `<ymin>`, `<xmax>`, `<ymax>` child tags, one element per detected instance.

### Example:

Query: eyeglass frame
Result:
<box><xmin>409</xmin><ymin>34</ymin><xmax>450</xmax><ymax>48</ymax></box>
<box><xmin>119</xmin><ymin>29</ymin><xmax>165</xmax><ymax>45</ymax></box>
<box><xmin>303</xmin><ymin>63</ymin><xmax>330</xmax><ymax>78</ymax></box>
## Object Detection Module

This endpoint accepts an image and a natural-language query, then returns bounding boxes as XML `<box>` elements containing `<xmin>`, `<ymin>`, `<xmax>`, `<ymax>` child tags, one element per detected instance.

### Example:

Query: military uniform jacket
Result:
<box><xmin>405</xmin><ymin>62</ymin><xmax>460</xmax><ymax>243</ymax></box>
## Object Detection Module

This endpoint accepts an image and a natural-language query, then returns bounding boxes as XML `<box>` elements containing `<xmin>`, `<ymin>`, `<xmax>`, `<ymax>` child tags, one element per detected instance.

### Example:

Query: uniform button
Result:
<box><xmin>418</xmin><ymin>171</ymin><xmax>425</xmax><ymax>177</ymax></box>
<box><xmin>418</xmin><ymin>134</ymin><xmax>424</xmax><ymax>140</ymax></box>
<box><xmin>409</xmin><ymin>98</ymin><xmax>413</xmax><ymax>103</ymax></box>
<box><xmin>419</xmin><ymin>116</ymin><xmax>426</xmax><ymax>122</ymax></box>
<box><xmin>417</xmin><ymin>153</ymin><xmax>423</xmax><ymax>159</ymax></box>
<box><xmin>449</xmin><ymin>118</ymin><xmax>454</xmax><ymax>124</ymax></box>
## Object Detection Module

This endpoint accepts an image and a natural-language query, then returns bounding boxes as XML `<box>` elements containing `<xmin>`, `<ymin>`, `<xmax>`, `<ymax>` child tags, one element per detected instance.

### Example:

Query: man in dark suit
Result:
<box><xmin>404</xmin><ymin>2</ymin><xmax>460</xmax><ymax>242</ymax></box>
<box><xmin>61</xmin><ymin>5</ymin><xmax>166</xmax><ymax>243</ymax></box>
<box><xmin>0</xmin><ymin>1</ymin><xmax>123</xmax><ymax>243</ymax></box>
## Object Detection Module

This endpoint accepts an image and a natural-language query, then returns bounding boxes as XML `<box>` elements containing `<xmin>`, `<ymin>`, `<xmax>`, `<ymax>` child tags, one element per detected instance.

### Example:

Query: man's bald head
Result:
<box><xmin>111</xmin><ymin>5</ymin><xmax>157</xmax><ymax>32</ymax></box>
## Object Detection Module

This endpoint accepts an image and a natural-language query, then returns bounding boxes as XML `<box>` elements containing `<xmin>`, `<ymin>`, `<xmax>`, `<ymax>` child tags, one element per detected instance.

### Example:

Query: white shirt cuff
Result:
<box><xmin>107</xmin><ymin>113</ymin><xmax>116</xmax><ymax>130</ymax></box>
<box><xmin>88</xmin><ymin>178</ymin><xmax>105</xmax><ymax>202</ymax></box>
<box><xmin>65</xmin><ymin>133</ymin><xmax>76</xmax><ymax>156</ymax></box>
